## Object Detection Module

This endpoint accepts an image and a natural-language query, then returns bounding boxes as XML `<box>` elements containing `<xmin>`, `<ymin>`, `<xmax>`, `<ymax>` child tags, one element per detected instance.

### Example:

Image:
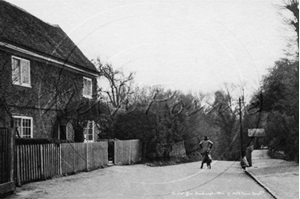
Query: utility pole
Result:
<box><xmin>239</xmin><ymin>97</ymin><xmax>243</xmax><ymax>160</ymax></box>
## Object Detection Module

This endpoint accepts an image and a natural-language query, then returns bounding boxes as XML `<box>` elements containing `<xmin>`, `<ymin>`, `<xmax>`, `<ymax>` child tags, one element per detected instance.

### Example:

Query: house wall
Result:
<box><xmin>0</xmin><ymin>49</ymin><xmax>98</xmax><ymax>139</ymax></box>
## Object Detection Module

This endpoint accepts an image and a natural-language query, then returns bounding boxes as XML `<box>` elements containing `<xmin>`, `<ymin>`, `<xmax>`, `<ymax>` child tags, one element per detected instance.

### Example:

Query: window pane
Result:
<box><xmin>88</xmin><ymin>128</ymin><xmax>93</xmax><ymax>136</ymax></box>
<box><xmin>22</xmin><ymin>118</ymin><xmax>31</xmax><ymax>137</ymax></box>
<box><xmin>21</xmin><ymin>60</ymin><xmax>30</xmax><ymax>85</ymax></box>
<box><xmin>22</xmin><ymin>119</ymin><xmax>30</xmax><ymax>127</ymax></box>
<box><xmin>12</xmin><ymin>58</ymin><xmax>20</xmax><ymax>84</ymax></box>
<box><xmin>83</xmin><ymin>78</ymin><xmax>92</xmax><ymax>97</ymax></box>
<box><xmin>83</xmin><ymin>79</ymin><xmax>87</xmax><ymax>95</ymax></box>
<box><xmin>87</xmin><ymin>80</ymin><xmax>91</xmax><ymax>96</ymax></box>
<box><xmin>88</xmin><ymin>121</ymin><xmax>93</xmax><ymax>129</ymax></box>
<box><xmin>23</xmin><ymin>127</ymin><xmax>31</xmax><ymax>137</ymax></box>
<box><xmin>84</xmin><ymin>121</ymin><xmax>93</xmax><ymax>141</ymax></box>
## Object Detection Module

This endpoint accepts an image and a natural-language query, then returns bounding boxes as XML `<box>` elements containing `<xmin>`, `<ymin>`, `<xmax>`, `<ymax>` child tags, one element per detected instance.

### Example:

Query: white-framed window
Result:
<box><xmin>13</xmin><ymin>116</ymin><xmax>33</xmax><ymax>138</ymax></box>
<box><xmin>83</xmin><ymin>77</ymin><xmax>92</xmax><ymax>99</ymax></box>
<box><xmin>11</xmin><ymin>56</ymin><xmax>31</xmax><ymax>87</ymax></box>
<box><xmin>84</xmin><ymin>121</ymin><xmax>94</xmax><ymax>142</ymax></box>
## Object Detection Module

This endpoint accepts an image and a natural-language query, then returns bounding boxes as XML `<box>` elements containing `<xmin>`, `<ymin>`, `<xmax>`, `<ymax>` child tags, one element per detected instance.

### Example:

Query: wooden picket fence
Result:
<box><xmin>16</xmin><ymin>142</ymin><xmax>108</xmax><ymax>185</ymax></box>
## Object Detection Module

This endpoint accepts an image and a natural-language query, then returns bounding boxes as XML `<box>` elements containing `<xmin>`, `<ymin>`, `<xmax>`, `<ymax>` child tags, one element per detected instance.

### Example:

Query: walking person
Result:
<box><xmin>199</xmin><ymin>136</ymin><xmax>213</xmax><ymax>169</ymax></box>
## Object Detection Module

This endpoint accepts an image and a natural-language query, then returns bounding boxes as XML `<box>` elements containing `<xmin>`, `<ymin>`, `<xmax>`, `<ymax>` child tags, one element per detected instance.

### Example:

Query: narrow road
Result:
<box><xmin>9</xmin><ymin>161</ymin><xmax>273</xmax><ymax>199</ymax></box>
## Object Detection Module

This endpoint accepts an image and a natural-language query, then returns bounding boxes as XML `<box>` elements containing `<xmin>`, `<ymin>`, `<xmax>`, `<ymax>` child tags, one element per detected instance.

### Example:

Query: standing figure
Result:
<box><xmin>199</xmin><ymin>136</ymin><xmax>213</xmax><ymax>169</ymax></box>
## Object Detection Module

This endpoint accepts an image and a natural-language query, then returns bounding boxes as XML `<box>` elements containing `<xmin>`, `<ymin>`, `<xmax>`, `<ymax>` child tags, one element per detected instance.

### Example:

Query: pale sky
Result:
<box><xmin>5</xmin><ymin>0</ymin><xmax>293</xmax><ymax>99</ymax></box>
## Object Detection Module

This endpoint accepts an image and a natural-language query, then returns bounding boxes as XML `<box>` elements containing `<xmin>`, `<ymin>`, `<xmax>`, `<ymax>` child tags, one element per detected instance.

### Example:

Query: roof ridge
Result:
<box><xmin>2</xmin><ymin>0</ymin><xmax>60</xmax><ymax>28</ymax></box>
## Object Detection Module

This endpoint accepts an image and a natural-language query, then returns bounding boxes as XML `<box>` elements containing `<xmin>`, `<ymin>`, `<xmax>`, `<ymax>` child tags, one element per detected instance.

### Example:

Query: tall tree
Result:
<box><xmin>284</xmin><ymin>0</ymin><xmax>299</xmax><ymax>45</ymax></box>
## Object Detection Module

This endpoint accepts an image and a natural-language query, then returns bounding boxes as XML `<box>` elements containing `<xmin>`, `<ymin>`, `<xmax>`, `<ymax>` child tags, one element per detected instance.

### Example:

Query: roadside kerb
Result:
<box><xmin>244</xmin><ymin>168</ymin><xmax>278</xmax><ymax>199</ymax></box>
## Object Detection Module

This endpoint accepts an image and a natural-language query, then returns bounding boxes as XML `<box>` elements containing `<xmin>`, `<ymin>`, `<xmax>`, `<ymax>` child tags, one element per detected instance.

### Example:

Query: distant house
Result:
<box><xmin>0</xmin><ymin>1</ymin><xmax>100</xmax><ymax>142</ymax></box>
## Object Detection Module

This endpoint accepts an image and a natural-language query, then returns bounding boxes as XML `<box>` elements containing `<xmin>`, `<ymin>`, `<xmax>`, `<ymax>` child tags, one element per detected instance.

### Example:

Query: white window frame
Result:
<box><xmin>13</xmin><ymin>116</ymin><xmax>33</xmax><ymax>138</ymax></box>
<box><xmin>11</xmin><ymin>56</ymin><xmax>31</xmax><ymax>87</ymax></box>
<box><xmin>84</xmin><ymin>121</ymin><xmax>94</xmax><ymax>142</ymax></box>
<box><xmin>83</xmin><ymin>77</ymin><xmax>92</xmax><ymax>99</ymax></box>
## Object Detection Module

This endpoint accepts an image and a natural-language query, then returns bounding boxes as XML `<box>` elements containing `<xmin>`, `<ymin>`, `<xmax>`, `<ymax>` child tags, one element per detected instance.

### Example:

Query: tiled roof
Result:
<box><xmin>0</xmin><ymin>0</ymin><xmax>98</xmax><ymax>74</ymax></box>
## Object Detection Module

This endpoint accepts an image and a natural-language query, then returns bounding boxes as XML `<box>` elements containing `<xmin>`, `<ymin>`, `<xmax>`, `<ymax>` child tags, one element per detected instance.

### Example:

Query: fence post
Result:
<box><xmin>73</xmin><ymin>143</ymin><xmax>76</xmax><ymax>173</ymax></box>
<box><xmin>59</xmin><ymin>144</ymin><xmax>62</xmax><ymax>175</ymax></box>
<box><xmin>40</xmin><ymin>145</ymin><xmax>44</xmax><ymax>179</ymax></box>
<box><xmin>10</xmin><ymin>129</ymin><xmax>15</xmax><ymax>186</ymax></box>
<box><xmin>114</xmin><ymin>140</ymin><xmax>117</xmax><ymax>165</ymax></box>
<box><xmin>16</xmin><ymin>145</ymin><xmax>21</xmax><ymax>186</ymax></box>
<box><xmin>129</xmin><ymin>141</ymin><xmax>131</xmax><ymax>164</ymax></box>
<box><xmin>86</xmin><ymin>143</ymin><xmax>88</xmax><ymax>171</ymax></box>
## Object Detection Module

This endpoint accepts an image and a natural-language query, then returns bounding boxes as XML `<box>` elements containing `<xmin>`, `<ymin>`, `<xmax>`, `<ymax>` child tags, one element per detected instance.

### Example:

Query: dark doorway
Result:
<box><xmin>108</xmin><ymin>140</ymin><xmax>114</xmax><ymax>164</ymax></box>
<box><xmin>59</xmin><ymin>125</ymin><xmax>67</xmax><ymax>140</ymax></box>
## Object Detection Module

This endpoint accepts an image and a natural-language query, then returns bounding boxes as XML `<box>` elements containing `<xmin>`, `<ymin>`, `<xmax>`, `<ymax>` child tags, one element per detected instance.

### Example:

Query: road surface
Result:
<box><xmin>8</xmin><ymin>161</ymin><xmax>273</xmax><ymax>199</ymax></box>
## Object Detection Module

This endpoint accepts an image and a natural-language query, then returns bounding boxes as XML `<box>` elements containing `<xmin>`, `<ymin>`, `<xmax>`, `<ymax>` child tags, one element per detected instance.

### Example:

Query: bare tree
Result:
<box><xmin>95</xmin><ymin>58</ymin><xmax>134</xmax><ymax>116</ymax></box>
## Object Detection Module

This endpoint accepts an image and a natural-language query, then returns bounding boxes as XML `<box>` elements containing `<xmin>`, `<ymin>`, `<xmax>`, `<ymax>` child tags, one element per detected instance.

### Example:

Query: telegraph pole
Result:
<box><xmin>239</xmin><ymin>97</ymin><xmax>243</xmax><ymax>160</ymax></box>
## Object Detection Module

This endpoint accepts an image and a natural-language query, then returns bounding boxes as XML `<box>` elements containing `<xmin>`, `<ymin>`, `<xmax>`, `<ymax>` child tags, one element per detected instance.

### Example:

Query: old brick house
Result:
<box><xmin>0</xmin><ymin>1</ymin><xmax>100</xmax><ymax>142</ymax></box>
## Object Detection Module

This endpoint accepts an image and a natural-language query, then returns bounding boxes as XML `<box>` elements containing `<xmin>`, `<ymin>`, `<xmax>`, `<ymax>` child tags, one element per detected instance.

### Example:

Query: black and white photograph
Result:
<box><xmin>0</xmin><ymin>0</ymin><xmax>298</xmax><ymax>198</ymax></box>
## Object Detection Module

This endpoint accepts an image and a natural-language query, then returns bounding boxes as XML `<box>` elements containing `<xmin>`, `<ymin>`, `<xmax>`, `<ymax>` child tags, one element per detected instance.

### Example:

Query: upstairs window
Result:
<box><xmin>13</xmin><ymin>116</ymin><xmax>33</xmax><ymax>138</ymax></box>
<box><xmin>12</xmin><ymin>56</ymin><xmax>31</xmax><ymax>87</ymax></box>
<box><xmin>83</xmin><ymin>77</ymin><xmax>92</xmax><ymax>98</ymax></box>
